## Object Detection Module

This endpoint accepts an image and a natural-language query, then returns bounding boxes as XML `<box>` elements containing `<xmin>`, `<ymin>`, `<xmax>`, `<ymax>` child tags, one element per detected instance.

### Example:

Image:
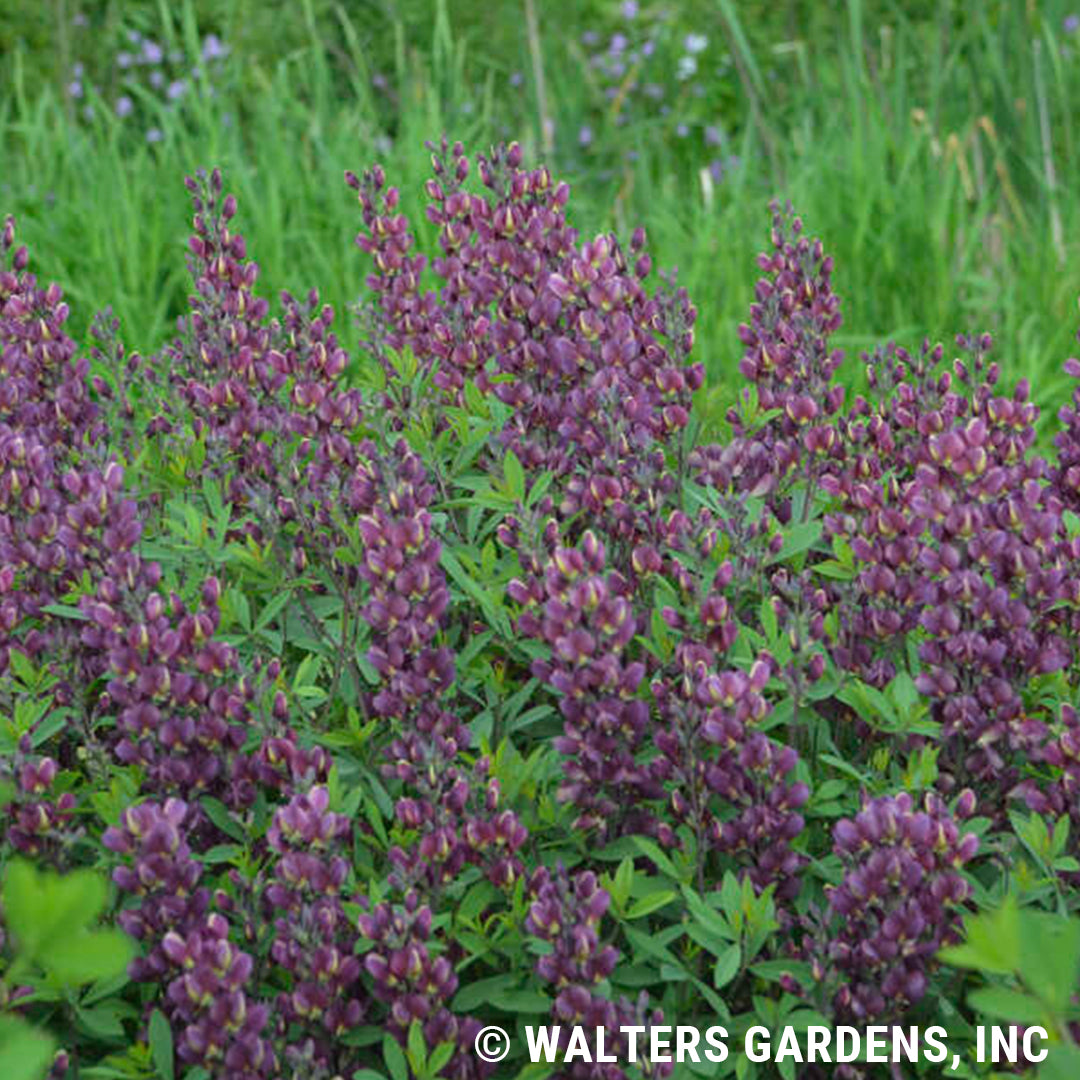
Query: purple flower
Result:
<box><xmin>201</xmin><ymin>33</ymin><xmax>229</xmax><ymax>61</ymax></box>
<box><xmin>578</xmin><ymin>124</ymin><xmax>593</xmax><ymax>147</ymax></box>
<box><xmin>67</xmin><ymin>80</ymin><xmax>83</xmax><ymax>99</ymax></box>
<box><xmin>1066</xmin><ymin>14</ymin><xmax>1079</xmax><ymax>33</ymax></box>
<box><xmin>141</xmin><ymin>39</ymin><xmax>163</xmax><ymax>64</ymax></box>
<box><xmin>676</xmin><ymin>122</ymin><xmax>690</xmax><ymax>137</ymax></box>
<box><xmin>684</xmin><ymin>33</ymin><xmax>708</xmax><ymax>54</ymax></box>
<box><xmin>621</xmin><ymin>0</ymin><xmax>639</xmax><ymax>17</ymax></box>
<box><xmin>509</xmin><ymin>70</ymin><xmax>523</xmax><ymax>87</ymax></box>
<box><xmin>115</xmin><ymin>95</ymin><xmax>133</xmax><ymax>117</ymax></box>
<box><xmin>117</xmin><ymin>51</ymin><xmax>132</xmax><ymax>68</ymax></box>
<box><xmin>146</xmin><ymin>127</ymin><xmax>163</xmax><ymax>143</ymax></box>
<box><xmin>167</xmin><ymin>79</ymin><xmax>186</xmax><ymax>101</ymax></box>
<box><xmin>149</xmin><ymin>70</ymin><xmax>164</xmax><ymax>88</ymax></box>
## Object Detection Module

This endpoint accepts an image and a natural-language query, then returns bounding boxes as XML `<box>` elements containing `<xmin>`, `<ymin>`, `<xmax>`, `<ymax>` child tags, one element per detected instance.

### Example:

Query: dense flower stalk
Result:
<box><xmin>821</xmin><ymin>790</ymin><xmax>978</xmax><ymax>1021</ymax></box>
<box><xmin>525</xmin><ymin>865</ymin><xmax>672</xmax><ymax>1080</ymax></box>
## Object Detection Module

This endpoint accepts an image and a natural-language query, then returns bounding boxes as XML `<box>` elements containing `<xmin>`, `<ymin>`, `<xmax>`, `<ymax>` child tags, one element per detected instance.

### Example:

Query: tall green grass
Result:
<box><xmin>2</xmin><ymin>0</ymin><xmax>1079</xmax><ymax>440</ymax></box>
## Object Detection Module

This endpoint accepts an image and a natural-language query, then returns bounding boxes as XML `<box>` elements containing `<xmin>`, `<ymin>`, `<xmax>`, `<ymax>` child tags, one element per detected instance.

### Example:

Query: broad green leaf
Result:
<box><xmin>199</xmin><ymin>796</ymin><xmax>245</xmax><ymax>842</ymax></box>
<box><xmin>630</xmin><ymin>836</ymin><xmax>682</xmax><ymax>881</ymax></box>
<box><xmin>713</xmin><ymin>944</ymin><xmax>741</xmax><ymax>989</ymax></box>
<box><xmin>383</xmin><ymin>1035</ymin><xmax>408</xmax><ymax>1080</ymax></box>
<box><xmin>504</xmin><ymin>449</ymin><xmax>525</xmax><ymax>501</ymax></box>
<box><xmin>967</xmin><ymin>986</ymin><xmax>1048</xmax><ymax>1027</ymax></box>
<box><xmin>0</xmin><ymin>1015</ymin><xmax>55</xmax><ymax>1080</ymax></box>
<box><xmin>452</xmin><ymin>974</ymin><xmax>520</xmax><ymax>1012</ymax></box>
<box><xmin>47</xmin><ymin>929</ymin><xmax>133</xmax><ymax>983</ymax></box>
<box><xmin>149</xmin><ymin>1009</ymin><xmax>175</xmax><ymax>1080</ymax></box>
<box><xmin>625</xmin><ymin>890</ymin><xmax>677</xmax><ymax>919</ymax></box>
<box><xmin>940</xmin><ymin>897</ymin><xmax>1021</xmax><ymax>976</ymax></box>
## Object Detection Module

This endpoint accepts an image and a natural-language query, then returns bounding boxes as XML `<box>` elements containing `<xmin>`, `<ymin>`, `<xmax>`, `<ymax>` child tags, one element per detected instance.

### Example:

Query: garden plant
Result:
<box><xmin>5</xmin><ymin>3</ymin><xmax>1080</xmax><ymax>1080</ymax></box>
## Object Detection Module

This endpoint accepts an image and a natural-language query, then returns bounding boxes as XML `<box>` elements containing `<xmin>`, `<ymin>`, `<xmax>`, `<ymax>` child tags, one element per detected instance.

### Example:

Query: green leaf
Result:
<box><xmin>428</xmin><ymin>1041</ymin><xmax>456</xmax><ymax>1077</ymax></box>
<box><xmin>630</xmin><ymin>836</ymin><xmax>682</xmax><ymax>882</ymax></box>
<box><xmin>200</xmin><ymin>844</ymin><xmax>243</xmax><ymax>865</ymax></box>
<box><xmin>1040</xmin><ymin>1044</ymin><xmax>1080</xmax><ymax>1080</ymax></box>
<box><xmin>940</xmin><ymin>897</ymin><xmax>1021</xmax><ymax>976</ymax></box>
<box><xmin>199</xmin><ymin>796</ymin><xmax>245</xmax><ymax>842</ymax></box>
<box><xmin>1018</xmin><ymin>911</ymin><xmax>1080</xmax><ymax>1012</ymax></box>
<box><xmin>0</xmin><ymin>1015</ymin><xmax>55</xmax><ymax>1080</ymax></box>
<box><xmin>47</xmin><ymin>929</ymin><xmax>134</xmax><ymax>983</ymax></box>
<box><xmin>814</xmin><ymin>559</ymin><xmax>855</xmax><ymax>581</ymax></box>
<box><xmin>39</xmin><ymin>603</ymin><xmax>89</xmax><ymax>621</ymax></box>
<box><xmin>610</xmin><ymin>857</ymin><xmax>634</xmax><ymax>910</ymax></box>
<box><xmin>149</xmin><ymin>1009</ymin><xmax>175</xmax><ymax>1080</ymax></box>
<box><xmin>452</xmin><ymin>974</ymin><xmax>520</xmax><ymax>1012</ymax></box>
<box><xmin>504</xmin><ymin>450</ymin><xmax>525</xmax><ymax>501</ymax></box>
<box><xmin>749</xmin><ymin>960</ymin><xmax>815</xmax><ymax>989</ymax></box>
<box><xmin>713</xmin><ymin>944</ymin><xmax>741</xmax><ymax>989</ymax></box>
<box><xmin>767</xmin><ymin>521</ymin><xmax>822</xmax><ymax>565</ymax></box>
<box><xmin>383</xmin><ymin>1035</ymin><xmax>408</xmax><ymax>1080</ymax></box>
<box><xmin>456</xmin><ymin>881</ymin><xmax>499</xmax><ymax>925</ymax></box>
<box><xmin>498</xmin><ymin>990</ymin><xmax>553</xmax><ymax>1013</ymax></box>
<box><xmin>625</xmin><ymin>890</ymin><xmax>676</xmax><ymax>919</ymax></box>
<box><xmin>623</xmin><ymin>925</ymin><xmax>684</xmax><ymax>970</ymax></box>
<box><xmin>407</xmin><ymin>1020</ymin><xmax>427</xmax><ymax>1076</ymax></box>
<box><xmin>3</xmin><ymin>860</ymin><xmax>104</xmax><ymax>961</ymax></box>
<box><xmin>967</xmin><ymin>986</ymin><xmax>1048</xmax><ymax>1027</ymax></box>
<box><xmin>680</xmin><ymin>886</ymin><xmax>736</xmax><ymax>951</ymax></box>
<box><xmin>74</xmin><ymin>1001</ymin><xmax>128</xmax><ymax>1040</ymax></box>
<box><xmin>441</xmin><ymin>546</ymin><xmax>512</xmax><ymax>638</ymax></box>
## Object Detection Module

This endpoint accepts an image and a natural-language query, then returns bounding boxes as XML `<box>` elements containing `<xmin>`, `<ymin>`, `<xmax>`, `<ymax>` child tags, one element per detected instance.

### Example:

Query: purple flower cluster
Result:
<box><xmin>360</xmin><ymin>895</ymin><xmax>489</xmax><ymax>1080</ymax></box>
<box><xmin>827</xmin><ymin>335</ymin><xmax>1077</xmax><ymax>790</ymax></box>
<box><xmin>0</xmin><ymin>217</ymin><xmax>119</xmax><ymax>674</ymax></box>
<box><xmin>350</xmin><ymin>139</ymin><xmax>702</xmax><ymax>491</ymax></box>
<box><xmin>89</xmin><ymin>573</ymin><xmax>257</xmax><ymax>803</ymax></box>
<box><xmin>513</xmin><ymin>529</ymin><xmax>658</xmax><ymax>836</ymax></box>
<box><xmin>66</xmin><ymin>25</ymin><xmax>231</xmax><ymax>138</ymax></box>
<box><xmin>1</xmin><ymin>745</ymin><xmax>76</xmax><ymax>863</ymax></box>
<box><xmin>652</xmin><ymin>644</ymin><xmax>808</xmax><ymax>901</ymax></box>
<box><xmin>349</xmin><ymin>438</ymin><xmax>528</xmax><ymax>890</ymax></box>
<box><xmin>525</xmin><ymin>865</ymin><xmax>672</xmax><ymax>1080</ymax></box>
<box><xmin>819</xmin><ymin>791</ymin><xmax>978</xmax><ymax>1021</ymax></box>
<box><xmin>1054</xmin><ymin>341</ymin><xmax>1080</xmax><ymax>510</ymax></box>
<box><xmin>705</xmin><ymin>201</ymin><xmax>845</xmax><ymax>506</ymax></box>
<box><xmin>264</xmin><ymin>787</ymin><xmax>366</xmax><ymax>1041</ymax></box>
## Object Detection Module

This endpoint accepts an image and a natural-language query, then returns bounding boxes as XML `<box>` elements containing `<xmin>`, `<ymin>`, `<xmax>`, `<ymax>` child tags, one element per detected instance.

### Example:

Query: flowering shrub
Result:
<box><xmin>3</xmin><ymin>139</ymin><xmax>1080</xmax><ymax>1080</ymax></box>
